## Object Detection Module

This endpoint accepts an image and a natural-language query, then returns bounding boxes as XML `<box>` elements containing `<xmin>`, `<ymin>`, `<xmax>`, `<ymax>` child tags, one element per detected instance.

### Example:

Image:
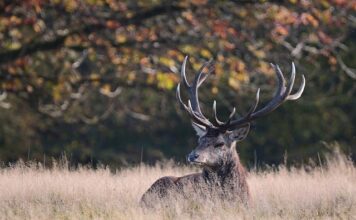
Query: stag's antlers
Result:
<box><xmin>176</xmin><ymin>57</ymin><xmax>216</xmax><ymax>128</ymax></box>
<box><xmin>176</xmin><ymin>56</ymin><xmax>305</xmax><ymax>132</ymax></box>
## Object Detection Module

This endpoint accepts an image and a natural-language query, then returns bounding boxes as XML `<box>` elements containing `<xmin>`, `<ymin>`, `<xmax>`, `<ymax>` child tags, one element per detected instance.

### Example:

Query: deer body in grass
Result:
<box><xmin>141</xmin><ymin>56</ymin><xmax>305</xmax><ymax>206</ymax></box>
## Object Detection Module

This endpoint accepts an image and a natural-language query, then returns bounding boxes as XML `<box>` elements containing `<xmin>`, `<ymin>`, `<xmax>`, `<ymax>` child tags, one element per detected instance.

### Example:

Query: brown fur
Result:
<box><xmin>140</xmin><ymin>140</ymin><xmax>250</xmax><ymax>207</ymax></box>
<box><xmin>141</xmin><ymin>58</ymin><xmax>305</xmax><ymax>208</ymax></box>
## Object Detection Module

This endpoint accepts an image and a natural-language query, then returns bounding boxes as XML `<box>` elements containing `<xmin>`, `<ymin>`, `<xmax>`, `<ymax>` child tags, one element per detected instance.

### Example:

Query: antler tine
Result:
<box><xmin>180</xmin><ymin>56</ymin><xmax>211</xmax><ymax>117</ymax></box>
<box><xmin>285</xmin><ymin>62</ymin><xmax>296</xmax><ymax>97</ymax></box>
<box><xmin>181</xmin><ymin>56</ymin><xmax>214</xmax><ymax>90</ymax></box>
<box><xmin>190</xmin><ymin>61</ymin><xmax>209</xmax><ymax>117</ymax></box>
<box><xmin>197</xmin><ymin>59</ymin><xmax>214</xmax><ymax>87</ymax></box>
<box><xmin>225</xmin><ymin>63</ymin><xmax>304</xmax><ymax>129</ymax></box>
<box><xmin>223</xmin><ymin>88</ymin><xmax>260</xmax><ymax>129</ymax></box>
<box><xmin>273</xmin><ymin>64</ymin><xmax>287</xmax><ymax>96</ymax></box>
<box><xmin>188</xmin><ymin>100</ymin><xmax>214</xmax><ymax>127</ymax></box>
<box><xmin>213</xmin><ymin>100</ymin><xmax>225</xmax><ymax>126</ymax></box>
<box><xmin>247</xmin><ymin>88</ymin><xmax>260</xmax><ymax>116</ymax></box>
<box><xmin>177</xmin><ymin>58</ymin><xmax>305</xmax><ymax>131</ymax></box>
<box><xmin>177</xmin><ymin>83</ymin><xmax>212</xmax><ymax>127</ymax></box>
<box><xmin>250</xmin><ymin>64</ymin><xmax>289</xmax><ymax>115</ymax></box>
<box><xmin>177</xmin><ymin>56</ymin><xmax>217</xmax><ymax>128</ymax></box>
<box><xmin>181</xmin><ymin>56</ymin><xmax>191</xmax><ymax>88</ymax></box>
<box><xmin>226</xmin><ymin>107</ymin><xmax>236</xmax><ymax>124</ymax></box>
<box><xmin>190</xmin><ymin>59</ymin><xmax>215</xmax><ymax>117</ymax></box>
<box><xmin>176</xmin><ymin>83</ymin><xmax>190</xmax><ymax>111</ymax></box>
<box><xmin>287</xmin><ymin>74</ymin><xmax>305</xmax><ymax>100</ymax></box>
<box><xmin>213</xmin><ymin>100</ymin><xmax>240</xmax><ymax>127</ymax></box>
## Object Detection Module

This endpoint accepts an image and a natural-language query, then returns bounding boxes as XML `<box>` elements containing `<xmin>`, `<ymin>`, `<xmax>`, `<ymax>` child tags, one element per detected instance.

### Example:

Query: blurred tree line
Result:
<box><xmin>0</xmin><ymin>0</ymin><xmax>355</xmax><ymax>167</ymax></box>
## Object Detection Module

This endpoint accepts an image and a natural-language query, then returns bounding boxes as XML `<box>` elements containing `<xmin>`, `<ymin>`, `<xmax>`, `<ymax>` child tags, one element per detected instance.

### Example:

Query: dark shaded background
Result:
<box><xmin>0</xmin><ymin>0</ymin><xmax>355</xmax><ymax>167</ymax></box>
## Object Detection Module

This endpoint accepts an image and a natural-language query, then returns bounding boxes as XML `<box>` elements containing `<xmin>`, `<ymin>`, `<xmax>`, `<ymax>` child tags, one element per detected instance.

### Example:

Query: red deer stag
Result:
<box><xmin>141</xmin><ymin>56</ymin><xmax>305</xmax><ymax>207</ymax></box>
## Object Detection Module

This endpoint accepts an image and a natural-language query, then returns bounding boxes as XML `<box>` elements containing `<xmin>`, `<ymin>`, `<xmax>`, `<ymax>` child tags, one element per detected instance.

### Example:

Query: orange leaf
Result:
<box><xmin>317</xmin><ymin>31</ymin><xmax>333</xmax><ymax>44</ymax></box>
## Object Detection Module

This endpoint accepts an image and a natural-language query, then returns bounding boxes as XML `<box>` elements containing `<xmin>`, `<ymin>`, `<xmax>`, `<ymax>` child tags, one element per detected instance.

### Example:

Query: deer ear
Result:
<box><xmin>191</xmin><ymin>122</ymin><xmax>207</xmax><ymax>137</ymax></box>
<box><xmin>228</xmin><ymin>123</ymin><xmax>250</xmax><ymax>142</ymax></box>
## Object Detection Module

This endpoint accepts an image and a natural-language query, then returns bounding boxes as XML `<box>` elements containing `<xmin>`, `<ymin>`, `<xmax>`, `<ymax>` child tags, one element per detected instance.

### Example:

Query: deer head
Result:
<box><xmin>177</xmin><ymin>56</ymin><xmax>305</xmax><ymax>169</ymax></box>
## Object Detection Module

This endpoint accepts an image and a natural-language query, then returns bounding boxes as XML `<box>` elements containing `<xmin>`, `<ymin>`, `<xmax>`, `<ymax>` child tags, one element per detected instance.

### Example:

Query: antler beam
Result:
<box><xmin>176</xmin><ymin>56</ymin><xmax>217</xmax><ymax>128</ymax></box>
<box><xmin>176</xmin><ymin>57</ymin><xmax>305</xmax><ymax>132</ymax></box>
<box><xmin>224</xmin><ymin>62</ymin><xmax>305</xmax><ymax>130</ymax></box>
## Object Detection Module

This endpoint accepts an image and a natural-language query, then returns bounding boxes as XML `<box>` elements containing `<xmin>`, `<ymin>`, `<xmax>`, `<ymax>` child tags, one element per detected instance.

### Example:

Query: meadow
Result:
<box><xmin>0</xmin><ymin>152</ymin><xmax>355</xmax><ymax>220</ymax></box>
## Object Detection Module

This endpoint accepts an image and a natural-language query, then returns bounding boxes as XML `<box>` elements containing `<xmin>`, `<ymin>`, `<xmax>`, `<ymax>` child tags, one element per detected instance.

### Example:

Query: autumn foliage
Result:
<box><xmin>0</xmin><ymin>0</ymin><xmax>355</xmax><ymax>165</ymax></box>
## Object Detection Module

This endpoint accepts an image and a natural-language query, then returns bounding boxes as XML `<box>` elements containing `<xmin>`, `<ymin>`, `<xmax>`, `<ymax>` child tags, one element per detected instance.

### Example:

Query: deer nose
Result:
<box><xmin>187</xmin><ymin>152</ymin><xmax>199</xmax><ymax>162</ymax></box>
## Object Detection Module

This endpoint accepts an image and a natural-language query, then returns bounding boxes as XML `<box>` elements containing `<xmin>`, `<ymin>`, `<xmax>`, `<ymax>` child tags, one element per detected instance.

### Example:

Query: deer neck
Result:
<box><xmin>202</xmin><ymin>146</ymin><xmax>243</xmax><ymax>185</ymax></box>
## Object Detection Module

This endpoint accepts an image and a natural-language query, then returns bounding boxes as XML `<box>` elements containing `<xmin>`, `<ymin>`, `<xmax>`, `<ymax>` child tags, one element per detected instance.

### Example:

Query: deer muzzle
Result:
<box><xmin>187</xmin><ymin>151</ymin><xmax>200</xmax><ymax>163</ymax></box>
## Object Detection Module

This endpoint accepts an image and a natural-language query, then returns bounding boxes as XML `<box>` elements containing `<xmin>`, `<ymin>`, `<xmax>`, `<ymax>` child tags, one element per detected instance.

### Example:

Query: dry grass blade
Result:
<box><xmin>0</xmin><ymin>153</ymin><xmax>355</xmax><ymax>220</ymax></box>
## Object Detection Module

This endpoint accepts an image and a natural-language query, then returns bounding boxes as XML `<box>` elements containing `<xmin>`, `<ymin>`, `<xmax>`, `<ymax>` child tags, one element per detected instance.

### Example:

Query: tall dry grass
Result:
<box><xmin>0</xmin><ymin>153</ymin><xmax>355</xmax><ymax>220</ymax></box>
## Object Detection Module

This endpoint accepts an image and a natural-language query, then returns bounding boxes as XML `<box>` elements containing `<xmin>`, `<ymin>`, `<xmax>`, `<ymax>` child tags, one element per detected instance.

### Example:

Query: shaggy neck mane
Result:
<box><xmin>202</xmin><ymin>144</ymin><xmax>246</xmax><ymax>186</ymax></box>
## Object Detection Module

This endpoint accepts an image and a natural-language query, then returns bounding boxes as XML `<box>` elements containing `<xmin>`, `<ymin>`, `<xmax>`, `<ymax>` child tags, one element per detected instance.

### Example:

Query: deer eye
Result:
<box><xmin>214</xmin><ymin>143</ymin><xmax>224</xmax><ymax>148</ymax></box>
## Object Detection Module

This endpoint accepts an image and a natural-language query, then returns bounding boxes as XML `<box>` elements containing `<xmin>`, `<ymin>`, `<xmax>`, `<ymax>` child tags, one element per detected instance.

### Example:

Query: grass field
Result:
<box><xmin>0</xmin><ymin>152</ymin><xmax>355</xmax><ymax>220</ymax></box>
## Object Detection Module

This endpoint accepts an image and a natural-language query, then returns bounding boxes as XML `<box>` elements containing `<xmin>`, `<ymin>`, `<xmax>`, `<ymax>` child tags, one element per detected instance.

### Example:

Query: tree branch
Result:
<box><xmin>0</xmin><ymin>4</ymin><xmax>184</xmax><ymax>64</ymax></box>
